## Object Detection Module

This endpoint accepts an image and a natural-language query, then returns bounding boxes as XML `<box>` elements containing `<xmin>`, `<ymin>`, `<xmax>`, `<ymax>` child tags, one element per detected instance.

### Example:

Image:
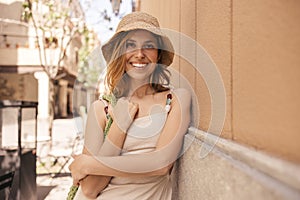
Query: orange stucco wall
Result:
<box><xmin>232</xmin><ymin>0</ymin><xmax>300</xmax><ymax>162</ymax></box>
<box><xmin>140</xmin><ymin>0</ymin><xmax>300</xmax><ymax>163</ymax></box>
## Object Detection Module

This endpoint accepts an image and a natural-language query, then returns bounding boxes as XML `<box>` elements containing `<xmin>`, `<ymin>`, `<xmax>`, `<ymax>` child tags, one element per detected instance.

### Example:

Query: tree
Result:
<box><xmin>22</xmin><ymin>0</ymin><xmax>89</xmax><ymax>138</ymax></box>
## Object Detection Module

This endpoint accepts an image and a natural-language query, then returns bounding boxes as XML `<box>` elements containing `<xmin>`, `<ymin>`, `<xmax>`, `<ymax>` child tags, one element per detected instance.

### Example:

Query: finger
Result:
<box><xmin>131</xmin><ymin>102</ymin><xmax>139</xmax><ymax>110</ymax></box>
<box><xmin>129</xmin><ymin>102</ymin><xmax>139</xmax><ymax>115</ymax></box>
<box><xmin>73</xmin><ymin>178</ymin><xmax>79</xmax><ymax>186</ymax></box>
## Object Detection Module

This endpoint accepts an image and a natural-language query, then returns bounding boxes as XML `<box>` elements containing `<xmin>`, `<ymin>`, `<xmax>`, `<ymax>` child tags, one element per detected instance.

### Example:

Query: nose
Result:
<box><xmin>134</xmin><ymin>48</ymin><xmax>145</xmax><ymax>59</ymax></box>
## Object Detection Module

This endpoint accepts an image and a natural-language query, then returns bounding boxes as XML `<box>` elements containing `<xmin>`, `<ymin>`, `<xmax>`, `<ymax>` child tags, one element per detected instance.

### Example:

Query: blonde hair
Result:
<box><xmin>105</xmin><ymin>30</ymin><xmax>171</xmax><ymax>98</ymax></box>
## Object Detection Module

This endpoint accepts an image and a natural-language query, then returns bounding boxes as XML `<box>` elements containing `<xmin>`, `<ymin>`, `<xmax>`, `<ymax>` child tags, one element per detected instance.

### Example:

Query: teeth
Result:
<box><xmin>132</xmin><ymin>63</ymin><xmax>147</xmax><ymax>68</ymax></box>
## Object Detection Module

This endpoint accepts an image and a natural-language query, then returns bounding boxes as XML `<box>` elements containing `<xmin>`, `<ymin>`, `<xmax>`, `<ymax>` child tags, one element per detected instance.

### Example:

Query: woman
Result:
<box><xmin>69</xmin><ymin>12</ymin><xmax>191</xmax><ymax>199</ymax></box>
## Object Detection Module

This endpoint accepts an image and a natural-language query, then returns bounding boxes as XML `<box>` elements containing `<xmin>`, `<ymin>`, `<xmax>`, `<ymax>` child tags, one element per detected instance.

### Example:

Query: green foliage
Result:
<box><xmin>77</xmin><ymin>45</ymin><xmax>102</xmax><ymax>88</ymax></box>
<box><xmin>66</xmin><ymin>185</ymin><xmax>78</xmax><ymax>200</ymax></box>
<box><xmin>77</xmin><ymin>28</ymin><xmax>105</xmax><ymax>88</ymax></box>
<box><xmin>21</xmin><ymin>1</ymin><xmax>32</xmax><ymax>22</ymax></box>
<box><xmin>21</xmin><ymin>0</ymin><xmax>103</xmax><ymax>87</ymax></box>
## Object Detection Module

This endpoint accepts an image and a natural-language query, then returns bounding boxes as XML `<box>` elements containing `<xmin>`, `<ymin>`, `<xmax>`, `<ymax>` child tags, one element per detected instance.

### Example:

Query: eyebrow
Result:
<box><xmin>126</xmin><ymin>39</ymin><xmax>156</xmax><ymax>44</ymax></box>
<box><xmin>126</xmin><ymin>39</ymin><xmax>135</xmax><ymax>42</ymax></box>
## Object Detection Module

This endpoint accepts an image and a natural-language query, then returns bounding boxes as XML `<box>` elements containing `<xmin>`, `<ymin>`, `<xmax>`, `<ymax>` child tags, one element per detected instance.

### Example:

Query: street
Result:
<box><xmin>36</xmin><ymin>117</ymin><xmax>81</xmax><ymax>200</ymax></box>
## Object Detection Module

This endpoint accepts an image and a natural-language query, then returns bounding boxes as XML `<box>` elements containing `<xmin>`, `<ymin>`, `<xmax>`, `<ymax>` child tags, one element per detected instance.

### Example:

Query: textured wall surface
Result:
<box><xmin>172</xmin><ymin>134</ymin><xmax>295</xmax><ymax>200</ymax></box>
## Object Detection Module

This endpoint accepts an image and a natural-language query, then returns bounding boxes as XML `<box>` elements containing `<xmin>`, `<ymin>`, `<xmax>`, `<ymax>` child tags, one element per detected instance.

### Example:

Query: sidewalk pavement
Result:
<box><xmin>37</xmin><ymin>174</ymin><xmax>73</xmax><ymax>200</ymax></box>
<box><xmin>36</xmin><ymin>117</ymin><xmax>82</xmax><ymax>200</ymax></box>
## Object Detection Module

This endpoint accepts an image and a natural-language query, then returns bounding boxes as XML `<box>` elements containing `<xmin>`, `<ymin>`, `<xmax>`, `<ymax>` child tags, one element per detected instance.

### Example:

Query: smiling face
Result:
<box><xmin>124</xmin><ymin>30</ymin><xmax>159</xmax><ymax>82</ymax></box>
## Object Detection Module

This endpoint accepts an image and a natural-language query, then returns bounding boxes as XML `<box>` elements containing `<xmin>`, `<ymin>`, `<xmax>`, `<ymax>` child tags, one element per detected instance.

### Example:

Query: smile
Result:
<box><xmin>131</xmin><ymin>63</ymin><xmax>148</xmax><ymax>69</ymax></box>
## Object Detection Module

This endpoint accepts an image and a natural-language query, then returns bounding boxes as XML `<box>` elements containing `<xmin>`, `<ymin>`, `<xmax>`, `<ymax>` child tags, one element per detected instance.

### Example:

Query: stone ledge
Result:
<box><xmin>188</xmin><ymin>127</ymin><xmax>300</xmax><ymax>192</ymax></box>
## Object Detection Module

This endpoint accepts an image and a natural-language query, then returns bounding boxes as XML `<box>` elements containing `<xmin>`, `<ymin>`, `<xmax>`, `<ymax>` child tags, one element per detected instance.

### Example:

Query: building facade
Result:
<box><xmin>0</xmin><ymin>0</ymin><xmax>92</xmax><ymax>121</ymax></box>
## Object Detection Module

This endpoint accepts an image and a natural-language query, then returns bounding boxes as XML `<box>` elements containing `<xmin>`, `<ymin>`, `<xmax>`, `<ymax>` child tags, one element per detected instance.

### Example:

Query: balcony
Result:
<box><xmin>0</xmin><ymin>47</ymin><xmax>77</xmax><ymax>76</ymax></box>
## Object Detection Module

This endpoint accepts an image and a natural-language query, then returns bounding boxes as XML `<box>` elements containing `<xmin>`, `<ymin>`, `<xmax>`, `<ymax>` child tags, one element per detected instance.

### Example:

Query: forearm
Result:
<box><xmin>84</xmin><ymin>132</ymin><xmax>184</xmax><ymax>178</ymax></box>
<box><xmin>97</xmin><ymin>122</ymin><xmax>127</xmax><ymax>156</ymax></box>
<box><xmin>84</xmin><ymin>155</ymin><xmax>174</xmax><ymax>178</ymax></box>
<box><xmin>79</xmin><ymin>148</ymin><xmax>109</xmax><ymax>198</ymax></box>
<box><xmin>79</xmin><ymin>175</ymin><xmax>110</xmax><ymax>198</ymax></box>
<box><xmin>80</xmin><ymin>122</ymin><xmax>126</xmax><ymax>198</ymax></box>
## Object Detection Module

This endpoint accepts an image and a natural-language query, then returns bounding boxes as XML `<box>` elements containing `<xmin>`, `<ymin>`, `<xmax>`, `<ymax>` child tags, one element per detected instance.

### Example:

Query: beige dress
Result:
<box><xmin>75</xmin><ymin>111</ymin><xmax>172</xmax><ymax>200</ymax></box>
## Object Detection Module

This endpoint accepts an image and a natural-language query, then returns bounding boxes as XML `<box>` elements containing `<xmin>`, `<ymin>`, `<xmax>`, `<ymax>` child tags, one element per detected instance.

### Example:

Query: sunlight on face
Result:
<box><xmin>125</xmin><ymin>30</ymin><xmax>159</xmax><ymax>82</ymax></box>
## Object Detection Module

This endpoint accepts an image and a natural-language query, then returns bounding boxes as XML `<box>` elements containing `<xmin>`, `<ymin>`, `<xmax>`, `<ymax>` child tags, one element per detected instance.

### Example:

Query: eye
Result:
<box><xmin>143</xmin><ymin>44</ymin><xmax>156</xmax><ymax>49</ymax></box>
<box><xmin>126</xmin><ymin>41</ymin><xmax>136</xmax><ymax>50</ymax></box>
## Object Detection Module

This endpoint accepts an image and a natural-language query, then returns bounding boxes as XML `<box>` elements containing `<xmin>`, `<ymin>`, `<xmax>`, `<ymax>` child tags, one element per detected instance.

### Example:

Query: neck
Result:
<box><xmin>128</xmin><ymin>79</ymin><xmax>154</xmax><ymax>98</ymax></box>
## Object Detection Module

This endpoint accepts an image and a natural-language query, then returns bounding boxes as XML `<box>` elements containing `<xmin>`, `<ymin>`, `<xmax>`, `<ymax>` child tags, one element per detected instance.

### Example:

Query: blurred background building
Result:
<box><xmin>0</xmin><ymin>0</ymin><xmax>100</xmax><ymax>136</ymax></box>
<box><xmin>0</xmin><ymin>0</ymin><xmax>99</xmax><ymax>199</ymax></box>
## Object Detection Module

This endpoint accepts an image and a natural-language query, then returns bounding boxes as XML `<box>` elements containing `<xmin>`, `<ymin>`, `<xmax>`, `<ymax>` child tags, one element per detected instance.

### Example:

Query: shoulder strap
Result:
<box><xmin>165</xmin><ymin>90</ymin><xmax>173</xmax><ymax>113</ymax></box>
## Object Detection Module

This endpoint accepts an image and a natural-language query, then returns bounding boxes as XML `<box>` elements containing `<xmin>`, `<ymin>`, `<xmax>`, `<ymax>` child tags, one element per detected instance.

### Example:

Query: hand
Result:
<box><xmin>69</xmin><ymin>154</ymin><xmax>90</xmax><ymax>186</ymax></box>
<box><xmin>108</xmin><ymin>97</ymin><xmax>139</xmax><ymax>132</ymax></box>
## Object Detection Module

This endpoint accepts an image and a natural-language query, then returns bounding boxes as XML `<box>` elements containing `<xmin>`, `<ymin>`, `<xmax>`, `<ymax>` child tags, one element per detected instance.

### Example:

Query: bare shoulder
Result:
<box><xmin>173</xmin><ymin>88</ymin><xmax>191</xmax><ymax>98</ymax></box>
<box><xmin>92</xmin><ymin>99</ymin><xmax>106</xmax><ymax>108</ymax></box>
<box><xmin>89</xmin><ymin>100</ymin><xmax>105</xmax><ymax>113</ymax></box>
<box><xmin>172</xmin><ymin>88</ymin><xmax>192</xmax><ymax>105</ymax></box>
<box><xmin>89</xmin><ymin>100</ymin><xmax>107</xmax><ymax>122</ymax></box>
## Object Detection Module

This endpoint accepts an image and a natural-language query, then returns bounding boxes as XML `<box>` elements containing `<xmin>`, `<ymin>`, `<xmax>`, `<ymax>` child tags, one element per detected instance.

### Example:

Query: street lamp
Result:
<box><xmin>110</xmin><ymin>0</ymin><xmax>122</xmax><ymax>16</ymax></box>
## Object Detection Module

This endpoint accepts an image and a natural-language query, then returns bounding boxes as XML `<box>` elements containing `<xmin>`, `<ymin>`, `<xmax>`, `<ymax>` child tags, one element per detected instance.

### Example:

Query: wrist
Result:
<box><xmin>104</xmin><ymin>122</ymin><xmax>127</xmax><ymax>150</ymax></box>
<box><xmin>82</xmin><ymin>155</ymin><xmax>93</xmax><ymax>175</ymax></box>
<box><xmin>110</xmin><ymin>121</ymin><xmax>127</xmax><ymax>135</ymax></box>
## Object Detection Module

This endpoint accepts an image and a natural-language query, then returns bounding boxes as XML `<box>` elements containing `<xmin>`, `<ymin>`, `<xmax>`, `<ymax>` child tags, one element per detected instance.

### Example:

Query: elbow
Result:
<box><xmin>81</xmin><ymin>187</ymin><xmax>99</xmax><ymax>199</ymax></box>
<box><xmin>156</xmin><ymin>163</ymin><xmax>173</xmax><ymax>176</ymax></box>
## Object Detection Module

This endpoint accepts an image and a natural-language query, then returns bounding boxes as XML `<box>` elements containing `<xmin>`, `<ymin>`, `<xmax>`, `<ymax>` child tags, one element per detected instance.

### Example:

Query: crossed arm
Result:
<box><xmin>70</xmin><ymin>88</ymin><xmax>191</xmax><ymax>197</ymax></box>
<box><xmin>77</xmin><ymin>100</ymin><xmax>128</xmax><ymax>198</ymax></box>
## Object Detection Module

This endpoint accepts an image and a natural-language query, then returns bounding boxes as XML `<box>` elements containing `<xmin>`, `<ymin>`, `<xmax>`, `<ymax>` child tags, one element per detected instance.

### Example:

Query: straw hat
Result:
<box><xmin>101</xmin><ymin>12</ymin><xmax>174</xmax><ymax>66</ymax></box>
